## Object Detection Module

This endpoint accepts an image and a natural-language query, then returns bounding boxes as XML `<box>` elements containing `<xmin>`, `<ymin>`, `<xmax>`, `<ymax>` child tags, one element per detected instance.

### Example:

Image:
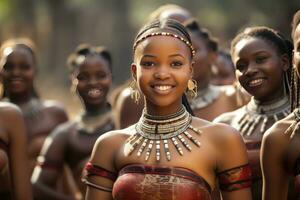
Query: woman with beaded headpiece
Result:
<box><xmin>83</xmin><ymin>18</ymin><xmax>251</xmax><ymax>200</ymax></box>
<box><xmin>184</xmin><ymin>19</ymin><xmax>250</xmax><ymax>121</ymax></box>
<box><xmin>0</xmin><ymin>102</ymin><xmax>32</xmax><ymax>200</ymax></box>
<box><xmin>31</xmin><ymin>44</ymin><xmax>115</xmax><ymax>199</ymax></box>
<box><xmin>0</xmin><ymin>38</ymin><xmax>69</xmax><ymax>175</ymax></box>
<box><xmin>261</xmin><ymin>10</ymin><xmax>300</xmax><ymax>200</ymax></box>
<box><xmin>214</xmin><ymin>26</ymin><xmax>292</xmax><ymax>199</ymax></box>
<box><xmin>112</xmin><ymin>4</ymin><xmax>193</xmax><ymax>130</ymax></box>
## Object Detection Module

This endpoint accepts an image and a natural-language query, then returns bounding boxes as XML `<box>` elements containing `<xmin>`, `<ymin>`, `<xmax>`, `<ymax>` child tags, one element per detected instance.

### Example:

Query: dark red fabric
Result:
<box><xmin>83</xmin><ymin>162</ymin><xmax>117</xmax><ymax>182</ymax></box>
<box><xmin>218</xmin><ymin>164</ymin><xmax>252</xmax><ymax>191</ymax></box>
<box><xmin>112</xmin><ymin>164</ymin><xmax>212</xmax><ymax>200</ymax></box>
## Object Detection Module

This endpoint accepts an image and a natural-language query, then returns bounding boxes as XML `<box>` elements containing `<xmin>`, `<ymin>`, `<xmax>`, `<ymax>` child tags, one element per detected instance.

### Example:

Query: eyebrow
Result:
<box><xmin>169</xmin><ymin>54</ymin><xmax>184</xmax><ymax>58</ymax></box>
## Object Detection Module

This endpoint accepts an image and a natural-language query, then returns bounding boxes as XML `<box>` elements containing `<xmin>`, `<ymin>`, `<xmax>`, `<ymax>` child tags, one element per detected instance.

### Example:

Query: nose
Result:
<box><xmin>10</xmin><ymin>66</ymin><xmax>21</xmax><ymax>76</ymax></box>
<box><xmin>153</xmin><ymin>66</ymin><xmax>171</xmax><ymax>80</ymax></box>
<box><xmin>88</xmin><ymin>76</ymin><xmax>99</xmax><ymax>85</ymax></box>
<box><xmin>244</xmin><ymin>63</ymin><xmax>259</xmax><ymax>77</ymax></box>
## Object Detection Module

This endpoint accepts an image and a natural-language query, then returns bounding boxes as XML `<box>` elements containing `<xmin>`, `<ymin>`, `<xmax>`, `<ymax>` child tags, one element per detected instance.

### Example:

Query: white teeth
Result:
<box><xmin>88</xmin><ymin>89</ymin><xmax>101</xmax><ymax>97</ymax></box>
<box><xmin>249</xmin><ymin>78</ymin><xmax>263</xmax><ymax>87</ymax></box>
<box><xmin>154</xmin><ymin>85</ymin><xmax>172</xmax><ymax>91</ymax></box>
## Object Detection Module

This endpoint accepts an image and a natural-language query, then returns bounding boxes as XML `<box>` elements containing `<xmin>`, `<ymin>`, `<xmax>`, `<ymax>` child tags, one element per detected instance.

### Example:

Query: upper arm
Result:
<box><xmin>261</xmin><ymin>126</ymin><xmax>290</xmax><ymax>200</ymax></box>
<box><xmin>214</xmin><ymin>124</ymin><xmax>251</xmax><ymax>200</ymax></box>
<box><xmin>5</xmin><ymin>106</ymin><xmax>32</xmax><ymax>200</ymax></box>
<box><xmin>85</xmin><ymin>132</ymin><xmax>120</xmax><ymax>200</ymax></box>
<box><xmin>45</xmin><ymin>101</ymin><xmax>69</xmax><ymax>123</ymax></box>
<box><xmin>31</xmin><ymin>124</ymin><xmax>69</xmax><ymax>186</ymax></box>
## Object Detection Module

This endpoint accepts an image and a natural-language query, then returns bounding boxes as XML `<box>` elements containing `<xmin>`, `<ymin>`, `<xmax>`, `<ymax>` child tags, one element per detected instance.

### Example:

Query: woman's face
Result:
<box><xmin>232</xmin><ymin>37</ymin><xmax>288</xmax><ymax>102</ymax></box>
<box><xmin>132</xmin><ymin>35</ymin><xmax>192</xmax><ymax>110</ymax></box>
<box><xmin>293</xmin><ymin>23</ymin><xmax>300</xmax><ymax>77</ymax></box>
<box><xmin>189</xmin><ymin>31</ymin><xmax>215</xmax><ymax>89</ymax></box>
<box><xmin>73</xmin><ymin>56</ymin><xmax>112</xmax><ymax>108</ymax></box>
<box><xmin>1</xmin><ymin>47</ymin><xmax>35</xmax><ymax>96</ymax></box>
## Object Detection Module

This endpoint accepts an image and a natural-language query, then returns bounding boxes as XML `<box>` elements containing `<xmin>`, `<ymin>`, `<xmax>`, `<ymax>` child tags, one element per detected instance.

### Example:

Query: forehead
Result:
<box><xmin>78</xmin><ymin>56</ymin><xmax>110</xmax><ymax>72</ymax></box>
<box><xmin>233</xmin><ymin>37</ymin><xmax>275</xmax><ymax>58</ymax></box>
<box><xmin>5</xmin><ymin>48</ymin><xmax>34</xmax><ymax>61</ymax></box>
<box><xmin>135</xmin><ymin>35</ymin><xmax>190</xmax><ymax>57</ymax></box>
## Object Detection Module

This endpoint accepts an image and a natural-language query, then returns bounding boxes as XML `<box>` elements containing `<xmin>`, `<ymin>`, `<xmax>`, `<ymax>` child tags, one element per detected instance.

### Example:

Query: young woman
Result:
<box><xmin>0</xmin><ymin>38</ymin><xmax>68</xmax><ymax>174</ymax></box>
<box><xmin>184</xmin><ymin>19</ymin><xmax>250</xmax><ymax>121</ymax></box>
<box><xmin>84</xmin><ymin>19</ymin><xmax>251</xmax><ymax>200</ymax></box>
<box><xmin>0</xmin><ymin>102</ymin><xmax>32</xmax><ymax>200</ymax></box>
<box><xmin>31</xmin><ymin>44</ymin><xmax>115</xmax><ymax>199</ymax></box>
<box><xmin>112</xmin><ymin>4</ymin><xmax>193</xmax><ymax>130</ymax></box>
<box><xmin>214</xmin><ymin>27</ymin><xmax>292</xmax><ymax>199</ymax></box>
<box><xmin>261</xmin><ymin>10</ymin><xmax>300</xmax><ymax>200</ymax></box>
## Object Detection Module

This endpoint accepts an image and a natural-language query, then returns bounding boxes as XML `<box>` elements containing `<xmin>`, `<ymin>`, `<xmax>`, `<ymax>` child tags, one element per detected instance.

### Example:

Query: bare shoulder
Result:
<box><xmin>43</xmin><ymin>100</ymin><xmax>67</xmax><ymax>114</ymax></box>
<box><xmin>0</xmin><ymin>102</ymin><xmax>23</xmax><ymax>121</ymax></box>
<box><xmin>192</xmin><ymin>116</ymin><xmax>242</xmax><ymax>144</ymax></box>
<box><xmin>262</xmin><ymin>113</ymin><xmax>294</xmax><ymax>146</ymax></box>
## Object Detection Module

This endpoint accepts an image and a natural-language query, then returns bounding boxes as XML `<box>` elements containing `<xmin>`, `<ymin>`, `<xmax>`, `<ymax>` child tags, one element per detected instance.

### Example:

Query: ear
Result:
<box><xmin>131</xmin><ymin>63</ymin><xmax>137</xmax><ymax>81</ymax></box>
<box><xmin>281</xmin><ymin>53</ymin><xmax>290</xmax><ymax>71</ymax></box>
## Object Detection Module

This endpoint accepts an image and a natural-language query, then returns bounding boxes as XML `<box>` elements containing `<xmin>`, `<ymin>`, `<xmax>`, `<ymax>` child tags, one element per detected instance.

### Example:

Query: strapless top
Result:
<box><xmin>112</xmin><ymin>164</ymin><xmax>211</xmax><ymax>200</ymax></box>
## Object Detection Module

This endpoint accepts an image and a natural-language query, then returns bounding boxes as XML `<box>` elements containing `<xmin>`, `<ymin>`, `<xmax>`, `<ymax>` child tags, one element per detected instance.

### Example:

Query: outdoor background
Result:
<box><xmin>0</xmin><ymin>0</ymin><xmax>299</xmax><ymax>117</ymax></box>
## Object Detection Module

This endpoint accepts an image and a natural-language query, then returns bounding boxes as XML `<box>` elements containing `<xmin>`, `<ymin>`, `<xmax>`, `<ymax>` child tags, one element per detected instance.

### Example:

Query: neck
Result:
<box><xmin>9</xmin><ymin>92</ymin><xmax>34</xmax><ymax>105</ymax></box>
<box><xmin>83</xmin><ymin>102</ymin><xmax>110</xmax><ymax>117</ymax></box>
<box><xmin>144</xmin><ymin>100</ymin><xmax>183</xmax><ymax>116</ymax></box>
<box><xmin>254</xmin><ymin>87</ymin><xmax>285</xmax><ymax>106</ymax></box>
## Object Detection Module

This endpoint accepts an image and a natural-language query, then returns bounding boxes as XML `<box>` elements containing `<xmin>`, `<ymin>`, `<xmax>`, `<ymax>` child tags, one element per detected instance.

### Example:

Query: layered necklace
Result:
<box><xmin>189</xmin><ymin>84</ymin><xmax>220</xmax><ymax>110</ymax></box>
<box><xmin>125</xmin><ymin>106</ymin><xmax>202</xmax><ymax>161</ymax></box>
<box><xmin>237</xmin><ymin>95</ymin><xmax>290</xmax><ymax>136</ymax></box>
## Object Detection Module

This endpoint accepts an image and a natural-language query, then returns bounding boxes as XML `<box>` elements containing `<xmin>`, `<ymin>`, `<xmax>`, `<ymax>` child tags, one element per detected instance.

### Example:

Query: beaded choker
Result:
<box><xmin>125</xmin><ymin>106</ymin><xmax>202</xmax><ymax>161</ymax></box>
<box><xmin>189</xmin><ymin>84</ymin><xmax>220</xmax><ymax>110</ymax></box>
<box><xmin>237</xmin><ymin>96</ymin><xmax>290</xmax><ymax>136</ymax></box>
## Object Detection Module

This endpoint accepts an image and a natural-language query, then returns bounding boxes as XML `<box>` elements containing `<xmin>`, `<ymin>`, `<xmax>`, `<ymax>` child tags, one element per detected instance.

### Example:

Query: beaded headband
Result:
<box><xmin>133</xmin><ymin>32</ymin><xmax>196</xmax><ymax>58</ymax></box>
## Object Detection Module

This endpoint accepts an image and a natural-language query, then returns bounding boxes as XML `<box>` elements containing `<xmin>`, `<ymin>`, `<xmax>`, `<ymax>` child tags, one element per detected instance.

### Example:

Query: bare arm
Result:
<box><xmin>6</xmin><ymin>105</ymin><xmax>33</xmax><ymax>200</ymax></box>
<box><xmin>261</xmin><ymin>125</ymin><xmax>290</xmax><ymax>200</ymax></box>
<box><xmin>215</xmin><ymin>124</ymin><xmax>252</xmax><ymax>200</ymax></box>
<box><xmin>85</xmin><ymin>131</ymin><xmax>122</xmax><ymax>200</ymax></box>
<box><xmin>31</xmin><ymin>123</ymin><xmax>74</xmax><ymax>200</ymax></box>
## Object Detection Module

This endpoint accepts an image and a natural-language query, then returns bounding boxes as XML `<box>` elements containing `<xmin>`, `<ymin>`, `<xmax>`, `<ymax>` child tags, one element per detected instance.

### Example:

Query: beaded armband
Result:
<box><xmin>36</xmin><ymin>156</ymin><xmax>63</xmax><ymax>171</ymax></box>
<box><xmin>217</xmin><ymin>164</ymin><xmax>252</xmax><ymax>191</ymax></box>
<box><xmin>82</xmin><ymin>162</ymin><xmax>117</xmax><ymax>192</ymax></box>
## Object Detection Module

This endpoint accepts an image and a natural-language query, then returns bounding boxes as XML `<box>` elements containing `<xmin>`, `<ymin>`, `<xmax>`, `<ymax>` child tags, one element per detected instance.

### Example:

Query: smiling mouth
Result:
<box><xmin>248</xmin><ymin>78</ymin><xmax>265</xmax><ymax>87</ymax></box>
<box><xmin>87</xmin><ymin>88</ymin><xmax>102</xmax><ymax>98</ymax></box>
<box><xmin>152</xmin><ymin>85</ymin><xmax>174</xmax><ymax>94</ymax></box>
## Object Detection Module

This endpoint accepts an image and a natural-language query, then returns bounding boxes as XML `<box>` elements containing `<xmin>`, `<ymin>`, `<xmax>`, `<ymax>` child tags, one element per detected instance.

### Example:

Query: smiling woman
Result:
<box><xmin>214</xmin><ymin>26</ymin><xmax>292</xmax><ymax>199</ymax></box>
<box><xmin>83</xmin><ymin>19</ymin><xmax>251</xmax><ymax>200</ymax></box>
<box><xmin>31</xmin><ymin>44</ymin><xmax>115</xmax><ymax>199</ymax></box>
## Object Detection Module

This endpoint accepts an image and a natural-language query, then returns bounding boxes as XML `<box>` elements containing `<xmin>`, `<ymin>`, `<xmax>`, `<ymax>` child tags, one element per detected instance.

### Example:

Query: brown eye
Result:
<box><xmin>170</xmin><ymin>61</ymin><xmax>183</xmax><ymax>68</ymax></box>
<box><xmin>141</xmin><ymin>61</ymin><xmax>155</xmax><ymax>68</ymax></box>
<box><xmin>236</xmin><ymin>62</ymin><xmax>247</xmax><ymax>72</ymax></box>
<box><xmin>256</xmin><ymin>56</ymin><xmax>267</xmax><ymax>64</ymax></box>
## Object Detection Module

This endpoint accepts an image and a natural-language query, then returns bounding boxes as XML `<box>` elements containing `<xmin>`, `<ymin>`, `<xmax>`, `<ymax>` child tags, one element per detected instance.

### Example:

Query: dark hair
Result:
<box><xmin>184</xmin><ymin>19</ymin><xmax>218</xmax><ymax>52</ymax></box>
<box><xmin>147</xmin><ymin>4</ymin><xmax>191</xmax><ymax>24</ymax></box>
<box><xmin>291</xmin><ymin>10</ymin><xmax>300</xmax><ymax>110</ymax></box>
<box><xmin>231</xmin><ymin>26</ymin><xmax>293</xmax><ymax>100</ymax></box>
<box><xmin>0</xmin><ymin>38</ymin><xmax>39</xmax><ymax>99</ymax></box>
<box><xmin>133</xmin><ymin>19</ymin><xmax>194</xmax><ymax>58</ymax></box>
<box><xmin>67</xmin><ymin>44</ymin><xmax>112</xmax><ymax>72</ymax></box>
<box><xmin>133</xmin><ymin>19</ymin><xmax>194</xmax><ymax>115</ymax></box>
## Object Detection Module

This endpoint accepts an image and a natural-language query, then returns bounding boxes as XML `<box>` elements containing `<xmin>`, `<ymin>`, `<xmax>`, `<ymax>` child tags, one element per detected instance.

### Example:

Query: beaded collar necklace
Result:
<box><xmin>125</xmin><ymin>106</ymin><xmax>202</xmax><ymax>161</ymax></box>
<box><xmin>189</xmin><ymin>84</ymin><xmax>220</xmax><ymax>110</ymax></box>
<box><xmin>237</xmin><ymin>95</ymin><xmax>290</xmax><ymax>136</ymax></box>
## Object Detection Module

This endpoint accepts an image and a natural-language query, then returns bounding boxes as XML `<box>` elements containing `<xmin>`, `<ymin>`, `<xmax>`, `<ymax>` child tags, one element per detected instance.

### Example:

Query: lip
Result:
<box><xmin>87</xmin><ymin>88</ymin><xmax>103</xmax><ymax>98</ymax></box>
<box><xmin>150</xmin><ymin>84</ymin><xmax>175</xmax><ymax>95</ymax></box>
<box><xmin>246</xmin><ymin>77</ymin><xmax>266</xmax><ymax>88</ymax></box>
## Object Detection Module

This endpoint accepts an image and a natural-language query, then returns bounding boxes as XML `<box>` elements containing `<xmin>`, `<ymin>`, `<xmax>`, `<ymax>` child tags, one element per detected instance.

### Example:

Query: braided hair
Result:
<box><xmin>291</xmin><ymin>10</ymin><xmax>300</xmax><ymax>110</ymax></box>
<box><xmin>231</xmin><ymin>26</ymin><xmax>293</xmax><ymax>104</ymax></box>
<box><xmin>184</xmin><ymin>19</ymin><xmax>218</xmax><ymax>53</ymax></box>
<box><xmin>67</xmin><ymin>44</ymin><xmax>112</xmax><ymax>72</ymax></box>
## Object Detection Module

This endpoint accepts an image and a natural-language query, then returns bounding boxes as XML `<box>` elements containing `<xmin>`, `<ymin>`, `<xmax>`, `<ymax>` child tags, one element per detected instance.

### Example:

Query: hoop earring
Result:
<box><xmin>187</xmin><ymin>79</ymin><xmax>197</xmax><ymax>98</ymax></box>
<box><xmin>129</xmin><ymin>81</ymin><xmax>140</xmax><ymax>104</ymax></box>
